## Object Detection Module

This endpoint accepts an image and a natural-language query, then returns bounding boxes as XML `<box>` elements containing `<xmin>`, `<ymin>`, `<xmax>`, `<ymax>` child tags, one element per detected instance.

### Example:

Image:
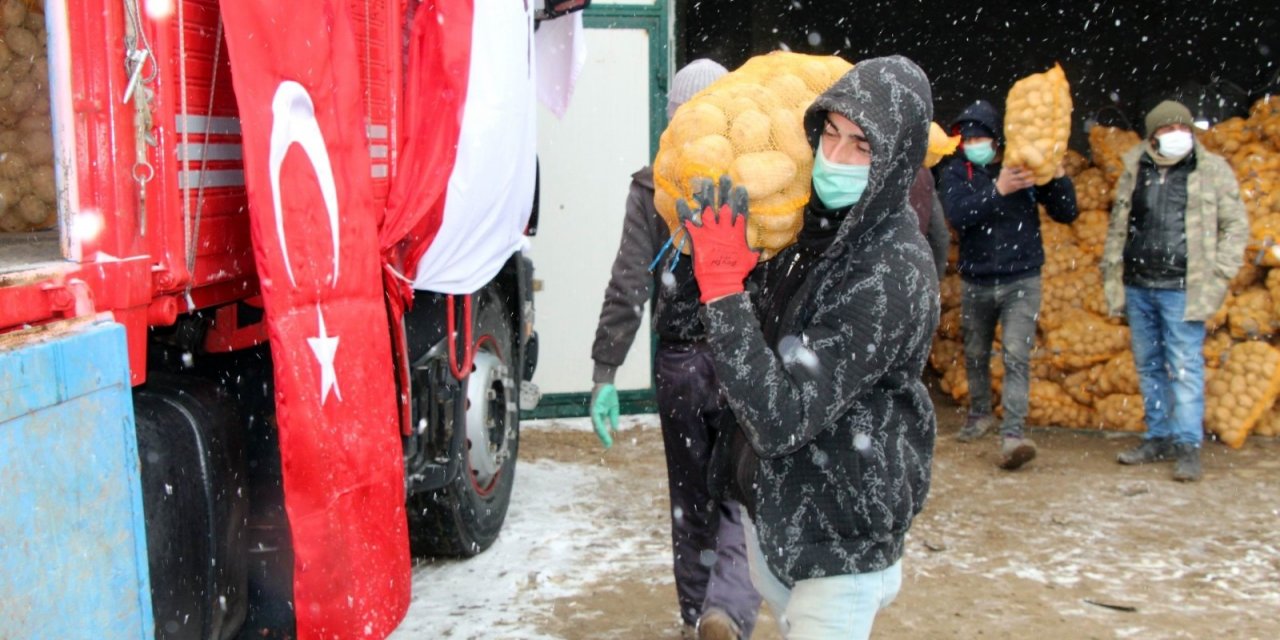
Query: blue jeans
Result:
<box><xmin>961</xmin><ymin>276</ymin><xmax>1042</xmax><ymax>438</ymax></box>
<box><xmin>742</xmin><ymin>509</ymin><xmax>901</xmax><ymax>639</ymax></box>
<box><xmin>1124</xmin><ymin>287</ymin><xmax>1206</xmax><ymax>447</ymax></box>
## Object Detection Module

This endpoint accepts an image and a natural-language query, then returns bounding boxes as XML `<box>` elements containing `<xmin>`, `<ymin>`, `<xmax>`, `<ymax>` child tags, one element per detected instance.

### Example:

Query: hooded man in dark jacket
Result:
<box><xmin>938</xmin><ymin>99</ymin><xmax>1078</xmax><ymax>470</ymax></box>
<box><xmin>678</xmin><ymin>55</ymin><xmax>939</xmax><ymax>639</ymax></box>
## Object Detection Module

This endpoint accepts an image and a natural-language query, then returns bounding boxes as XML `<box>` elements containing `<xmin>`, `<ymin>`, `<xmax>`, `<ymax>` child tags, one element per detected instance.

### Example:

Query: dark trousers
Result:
<box><xmin>961</xmin><ymin>276</ymin><xmax>1042</xmax><ymax>438</ymax></box>
<box><xmin>656</xmin><ymin>341</ymin><xmax>762</xmax><ymax>634</ymax></box>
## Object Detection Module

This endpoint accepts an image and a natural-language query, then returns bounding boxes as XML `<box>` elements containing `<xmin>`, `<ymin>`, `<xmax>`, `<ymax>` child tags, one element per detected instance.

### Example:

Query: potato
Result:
<box><xmin>5</xmin><ymin>26</ymin><xmax>35</xmax><ymax>57</ymax></box>
<box><xmin>729</xmin><ymin>109</ymin><xmax>773</xmax><ymax>154</ymax></box>
<box><xmin>729</xmin><ymin>151</ymin><xmax>796</xmax><ymax>199</ymax></box>
<box><xmin>1</xmin><ymin>0</ymin><xmax>24</xmax><ymax>29</ymax></box>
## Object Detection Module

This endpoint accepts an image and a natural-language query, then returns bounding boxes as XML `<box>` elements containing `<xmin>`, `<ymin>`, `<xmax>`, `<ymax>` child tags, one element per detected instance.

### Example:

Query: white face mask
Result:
<box><xmin>1155</xmin><ymin>130</ymin><xmax>1194</xmax><ymax>158</ymax></box>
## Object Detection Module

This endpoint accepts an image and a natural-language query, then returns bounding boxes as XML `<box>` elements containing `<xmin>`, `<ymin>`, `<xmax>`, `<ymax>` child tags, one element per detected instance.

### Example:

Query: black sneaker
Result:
<box><xmin>1172</xmin><ymin>443</ymin><xmax>1203</xmax><ymax>482</ymax></box>
<box><xmin>1117</xmin><ymin>437</ymin><xmax>1174</xmax><ymax>465</ymax></box>
<box><xmin>956</xmin><ymin>413</ymin><xmax>996</xmax><ymax>442</ymax></box>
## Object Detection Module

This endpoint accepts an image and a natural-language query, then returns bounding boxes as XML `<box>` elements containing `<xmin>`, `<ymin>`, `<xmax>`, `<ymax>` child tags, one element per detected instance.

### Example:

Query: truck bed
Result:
<box><xmin>0</xmin><ymin>231</ymin><xmax>60</xmax><ymax>275</ymax></box>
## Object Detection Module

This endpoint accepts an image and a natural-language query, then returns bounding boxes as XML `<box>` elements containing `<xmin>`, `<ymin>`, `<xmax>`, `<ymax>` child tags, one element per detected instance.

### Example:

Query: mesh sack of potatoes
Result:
<box><xmin>1003</xmin><ymin>64</ymin><xmax>1072</xmax><ymax>185</ymax></box>
<box><xmin>1205</xmin><ymin>340</ymin><xmax>1280</xmax><ymax>448</ymax></box>
<box><xmin>1202</xmin><ymin>329</ymin><xmax>1233</xmax><ymax>368</ymax></box>
<box><xmin>1040</xmin><ymin>215</ymin><xmax>1096</xmax><ymax>278</ymax></box>
<box><xmin>1206</xmin><ymin>292</ymin><xmax>1231</xmax><ymax>332</ymax></box>
<box><xmin>939</xmin><ymin>273</ymin><xmax>962</xmax><ymax>311</ymax></box>
<box><xmin>1095</xmin><ymin>393</ymin><xmax>1145</xmax><ymax>432</ymax></box>
<box><xmin>1255</xmin><ymin>402</ymin><xmax>1280</xmax><ymax>438</ymax></box>
<box><xmin>1071</xmin><ymin>210</ymin><xmax>1109</xmax><ymax>257</ymax></box>
<box><xmin>1239</xmin><ymin>173</ymin><xmax>1280</xmax><ymax>220</ymax></box>
<box><xmin>1062</xmin><ymin>366</ymin><xmax>1101</xmax><ymax>407</ymax></box>
<box><xmin>1063</xmin><ymin>149</ymin><xmax>1090</xmax><ymax>178</ymax></box>
<box><xmin>1247</xmin><ymin>224</ymin><xmax>1280</xmax><ymax>268</ymax></box>
<box><xmin>653</xmin><ymin>51</ymin><xmax>852</xmax><ymax>260</ymax></box>
<box><xmin>0</xmin><ymin>0</ymin><xmax>55</xmax><ymax>233</ymax></box>
<box><xmin>1229</xmin><ymin>143</ymin><xmax>1280</xmax><ymax>186</ymax></box>
<box><xmin>1073</xmin><ymin>167</ymin><xmax>1114</xmax><ymax>211</ymax></box>
<box><xmin>1044</xmin><ymin>311</ymin><xmax>1130</xmax><ymax>370</ymax></box>
<box><xmin>1027</xmin><ymin>379</ymin><xmax>1095</xmax><ymax>429</ymax></box>
<box><xmin>1088</xmin><ymin>125</ymin><xmax>1141</xmax><ymax>182</ymax></box>
<box><xmin>1030</xmin><ymin>348</ymin><xmax>1064</xmax><ymax>383</ymax></box>
<box><xmin>1200</xmin><ymin>116</ymin><xmax>1259</xmax><ymax>156</ymax></box>
<box><xmin>1090</xmin><ymin>350</ymin><xmax>1139</xmax><ymax>396</ymax></box>
<box><xmin>929</xmin><ymin>336</ymin><xmax>963</xmax><ymax>374</ymax></box>
<box><xmin>1229</xmin><ymin>260</ymin><xmax>1263</xmax><ymax>294</ymax></box>
<box><xmin>1225</xmin><ymin>285</ymin><xmax>1276</xmax><ymax>340</ymax></box>
<box><xmin>940</xmin><ymin>361</ymin><xmax>970</xmax><ymax>403</ymax></box>
<box><xmin>925</xmin><ymin>121</ymin><xmax>960</xmax><ymax>168</ymax></box>
<box><xmin>1250</xmin><ymin>96</ymin><xmax>1280</xmax><ymax>147</ymax></box>
<box><xmin>938</xmin><ymin>306</ymin><xmax>963</xmax><ymax>340</ymax></box>
<box><xmin>1040</xmin><ymin>270</ymin><xmax>1107</xmax><ymax>331</ymax></box>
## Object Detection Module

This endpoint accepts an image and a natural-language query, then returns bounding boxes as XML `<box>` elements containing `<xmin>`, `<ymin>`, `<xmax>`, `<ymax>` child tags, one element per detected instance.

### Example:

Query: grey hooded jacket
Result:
<box><xmin>702</xmin><ymin>56</ymin><xmax>940</xmax><ymax>584</ymax></box>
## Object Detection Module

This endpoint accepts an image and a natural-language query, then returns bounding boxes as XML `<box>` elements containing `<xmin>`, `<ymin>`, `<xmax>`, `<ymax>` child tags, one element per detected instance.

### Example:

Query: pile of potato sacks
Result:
<box><xmin>0</xmin><ymin>0</ymin><xmax>54</xmax><ymax>233</ymax></box>
<box><xmin>933</xmin><ymin>95</ymin><xmax>1280</xmax><ymax>448</ymax></box>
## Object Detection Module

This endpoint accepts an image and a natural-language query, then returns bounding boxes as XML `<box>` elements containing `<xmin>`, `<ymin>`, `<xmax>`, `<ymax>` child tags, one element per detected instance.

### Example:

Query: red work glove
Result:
<box><xmin>678</xmin><ymin>176</ymin><xmax>759</xmax><ymax>304</ymax></box>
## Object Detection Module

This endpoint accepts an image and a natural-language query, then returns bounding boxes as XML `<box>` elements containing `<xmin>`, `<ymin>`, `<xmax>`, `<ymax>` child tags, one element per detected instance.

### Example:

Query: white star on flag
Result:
<box><xmin>307</xmin><ymin>305</ymin><xmax>342</xmax><ymax>404</ymax></box>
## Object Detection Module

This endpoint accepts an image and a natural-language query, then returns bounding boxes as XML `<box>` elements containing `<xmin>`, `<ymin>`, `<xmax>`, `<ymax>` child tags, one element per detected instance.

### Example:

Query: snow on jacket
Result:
<box><xmin>591</xmin><ymin>167</ymin><xmax>706</xmax><ymax>383</ymax></box>
<box><xmin>1102</xmin><ymin>142</ymin><xmax>1248</xmax><ymax>321</ymax></box>
<box><xmin>702</xmin><ymin>56</ymin><xmax>940</xmax><ymax>585</ymax></box>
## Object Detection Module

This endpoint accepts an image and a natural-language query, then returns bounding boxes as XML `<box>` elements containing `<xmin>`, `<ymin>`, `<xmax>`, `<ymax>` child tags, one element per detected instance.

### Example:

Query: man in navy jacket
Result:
<box><xmin>938</xmin><ymin>99</ymin><xmax>1078</xmax><ymax>470</ymax></box>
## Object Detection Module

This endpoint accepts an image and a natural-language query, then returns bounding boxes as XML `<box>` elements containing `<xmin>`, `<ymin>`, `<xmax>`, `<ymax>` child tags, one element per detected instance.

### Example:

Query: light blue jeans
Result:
<box><xmin>742</xmin><ymin>509</ymin><xmax>902</xmax><ymax>639</ymax></box>
<box><xmin>1124</xmin><ymin>286</ymin><xmax>1206</xmax><ymax>447</ymax></box>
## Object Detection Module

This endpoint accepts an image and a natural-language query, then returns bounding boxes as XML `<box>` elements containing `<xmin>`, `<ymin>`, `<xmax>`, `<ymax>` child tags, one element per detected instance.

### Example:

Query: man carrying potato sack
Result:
<box><xmin>938</xmin><ymin>99</ymin><xmax>1079</xmax><ymax>470</ymax></box>
<box><xmin>678</xmin><ymin>56</ymin><xmax>938</xmax><ymax>639</ymax></box>
<box><xmin>588</xmin><ymin>59</ymin><xmax>764</xmax><ymax>640</ymax></box>
<box><xmin>1102</xmin><ymin>100</ymin><xmax>1249</xmax><ymax>482</ymax></box>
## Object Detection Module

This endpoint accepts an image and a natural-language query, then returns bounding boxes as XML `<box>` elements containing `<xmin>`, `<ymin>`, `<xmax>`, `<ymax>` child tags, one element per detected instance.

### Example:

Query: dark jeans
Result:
<box><xmin>961</xmin><ymin>276</ymin><xmax>1042</xmax><ymax>438</ymax></box>
<box><xmin>656</xmin><ymin>341</ymin><xmax>762</xmax><ymax>634</ymax></box>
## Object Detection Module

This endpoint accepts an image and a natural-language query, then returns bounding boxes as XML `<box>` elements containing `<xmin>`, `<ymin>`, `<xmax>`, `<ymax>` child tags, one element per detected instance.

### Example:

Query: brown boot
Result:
<box><xmin>697</xmin><ymin>608</ymin><xmax>741</xmax><ymax>640</ymax></box>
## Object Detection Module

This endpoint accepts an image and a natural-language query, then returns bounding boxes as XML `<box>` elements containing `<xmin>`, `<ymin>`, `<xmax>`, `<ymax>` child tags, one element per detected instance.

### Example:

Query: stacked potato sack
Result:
<box><xmin>653</xmin><ymin>52</ymin><xmax>852</xmax><ymax>260</ymax></box>
<box><xmin>1204</xmin><ymin>341</ymin><xmax>1280</xmax><ymax>447</ymax></box>
<box><xmin>1003</xmin><ymin>64</ymin><xmax>1072</xmax><ymax>185</ymax></box>
<box><xmin>0</xmin><ymin>0</ymin><xmax>54</xmax><ymax>233</ymax></box>
<box><xmin>1087</xmin><ymin>125</ymin><xmax>1141</xmax><ymax>182</ymax></box>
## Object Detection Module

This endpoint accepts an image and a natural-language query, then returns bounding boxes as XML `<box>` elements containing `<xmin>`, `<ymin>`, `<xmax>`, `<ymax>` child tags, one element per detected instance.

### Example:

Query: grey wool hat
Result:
<box><xmin>667</xmin><ymin>59</ymin><xmax>728</xmax><ymax>118</ymax></box>
<box><xmin>1145</xmin><ymin>100</ymin><xmax>1194</xmax><ymax>137</ymax></box>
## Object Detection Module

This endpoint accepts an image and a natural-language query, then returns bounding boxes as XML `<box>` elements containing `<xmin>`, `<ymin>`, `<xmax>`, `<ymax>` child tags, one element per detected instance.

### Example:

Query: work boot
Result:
<box><xmin>697</xmin><ymin>608</ymin><xmax>741</xmax><ymax>640</ymax></box>
<box><xmin>998</xmin><ymin>436</ymin><xmax>1037</xmax><ymax>470</ymax></box>
<box><xmin>1172</xmin><ymin>443</ymin><xmax>1203</xmax><ymax>482</ymax></box>
<box><xmin>1117</xmin><ymin>437</ymin><xmax>1174</xmax><ymax>465</ymax></box>
<box><xmin>956</xmin><ymin>413</ymin><xmax>996</xmax><ymax>442</ymax></box>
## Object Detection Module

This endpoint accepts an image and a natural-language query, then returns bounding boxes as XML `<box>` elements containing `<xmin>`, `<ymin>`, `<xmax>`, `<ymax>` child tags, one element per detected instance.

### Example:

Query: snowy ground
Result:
<box><xmin>390</xmin><ymin>403</ymin><xmax>1280</xmax><ymax>639</ymax></box>
<box><xmin>390</xmin><ymin>416</ymin><xmax>675</xmax><ymax>640</ymax></box>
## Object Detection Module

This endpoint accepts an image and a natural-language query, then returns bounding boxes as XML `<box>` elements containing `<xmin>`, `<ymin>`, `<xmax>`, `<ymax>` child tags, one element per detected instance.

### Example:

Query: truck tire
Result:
<box><xmin>408</xmin><ymin>287</ymin><xmax>520</xmax><ymax>556</ymax></box>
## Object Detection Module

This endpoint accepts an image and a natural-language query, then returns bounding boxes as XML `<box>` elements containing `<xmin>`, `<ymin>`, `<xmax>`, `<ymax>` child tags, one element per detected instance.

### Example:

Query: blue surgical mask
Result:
<box><xmin>963</xmin><ymin>140</ymin><xmax>996</xmax><ymax>166</ymax></box>
<box><xmin>812</xmin><ymin>140</ymin><xmax>870</xmax><ymax>209</ymax></box>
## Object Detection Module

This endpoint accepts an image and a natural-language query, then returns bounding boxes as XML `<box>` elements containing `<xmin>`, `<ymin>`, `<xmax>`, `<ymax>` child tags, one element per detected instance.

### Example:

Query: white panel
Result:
<box><xmin>531</xmin><ymin>28</ymin><xmax>652</xmax><ymax>396</ymax></box>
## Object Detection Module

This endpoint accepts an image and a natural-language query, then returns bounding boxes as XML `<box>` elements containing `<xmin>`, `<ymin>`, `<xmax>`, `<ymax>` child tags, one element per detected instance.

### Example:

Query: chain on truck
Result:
<box><xmin>0</xmin><ymin>1</ymin><xmax>587</xmax><ymax>638</ymax></box>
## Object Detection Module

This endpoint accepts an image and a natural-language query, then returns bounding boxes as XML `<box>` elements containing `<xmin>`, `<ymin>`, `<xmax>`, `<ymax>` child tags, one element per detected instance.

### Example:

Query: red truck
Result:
<box><xmin>0</xmin><ymin>1</ymin><xmax>584</xmax><ymax>637</ymax></box>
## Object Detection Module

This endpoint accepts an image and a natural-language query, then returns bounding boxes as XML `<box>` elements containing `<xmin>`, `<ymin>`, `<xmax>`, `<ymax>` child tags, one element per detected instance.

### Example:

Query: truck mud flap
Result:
<box><xmin>134</xmin><ymin>374</ymin><xmax>248</xmax><ymax>640</ymax></box>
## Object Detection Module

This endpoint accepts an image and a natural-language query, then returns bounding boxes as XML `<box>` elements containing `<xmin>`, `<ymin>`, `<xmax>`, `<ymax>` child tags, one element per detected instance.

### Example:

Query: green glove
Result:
<box><xmin>590</xmin><ymin>383</ymin><xmax>620</xmax><ymax>448</ymax></box>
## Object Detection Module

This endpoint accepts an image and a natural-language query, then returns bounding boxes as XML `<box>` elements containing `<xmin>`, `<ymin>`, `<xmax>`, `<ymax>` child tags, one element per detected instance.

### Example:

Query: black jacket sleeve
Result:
<box><xmin>1036</xmin><ymin>175</ymin><xmax>1079</xmax><ymax>223</ymax></box>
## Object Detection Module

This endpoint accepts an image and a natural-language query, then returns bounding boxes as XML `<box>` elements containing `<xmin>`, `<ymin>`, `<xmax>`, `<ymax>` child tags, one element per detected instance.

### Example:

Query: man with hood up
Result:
<box><xmin>588</xmin><ymin>59</ymin><xmax>762</xmax><ymax>640</ymax></box>
<box><xmin>678</xmin><ymin>56</ymin><xmax>939</xmax><ymax>639</ymax></box>
<box><xmin>938</xmin><ymin>99</ymin><xmax>1078</xmax><ymax>470</ymax></box>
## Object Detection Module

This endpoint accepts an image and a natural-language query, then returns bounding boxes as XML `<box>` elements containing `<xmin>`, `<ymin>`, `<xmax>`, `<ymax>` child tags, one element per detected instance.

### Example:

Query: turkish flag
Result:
<box><xmin>218</xmin><ymin>2</ymin><xmax>410</xmax><ymax>638</ymax></box>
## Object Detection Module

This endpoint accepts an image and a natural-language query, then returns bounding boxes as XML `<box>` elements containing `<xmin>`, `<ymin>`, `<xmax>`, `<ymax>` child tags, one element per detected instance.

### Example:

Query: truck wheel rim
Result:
<box><xmin>464</xmin><ymin>336</ymin><xmax>510</xmax><ymax>496</ymax></box>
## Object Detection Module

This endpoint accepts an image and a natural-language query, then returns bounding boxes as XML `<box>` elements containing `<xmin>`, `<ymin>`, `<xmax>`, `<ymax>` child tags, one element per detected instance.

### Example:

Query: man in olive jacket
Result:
<box><xmin>1102</xmin><ymin>100</ymin><xmax>1248</xmax><ymax>482</ymax></box>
